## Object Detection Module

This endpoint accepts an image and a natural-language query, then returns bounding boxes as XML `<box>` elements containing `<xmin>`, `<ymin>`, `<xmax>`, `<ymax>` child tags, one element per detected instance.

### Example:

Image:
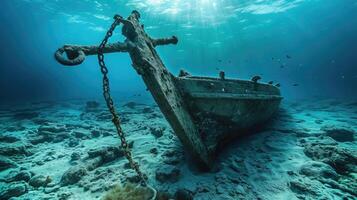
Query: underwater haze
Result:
<box><xmin>1</xmin><ymin>1</ymin><xmax>357</xmax><ymax>200</ymax></box>
<box><xmin>1</xmin><ymin>0</ymin><xmax>357</xmax><ymax>103</ymax></box>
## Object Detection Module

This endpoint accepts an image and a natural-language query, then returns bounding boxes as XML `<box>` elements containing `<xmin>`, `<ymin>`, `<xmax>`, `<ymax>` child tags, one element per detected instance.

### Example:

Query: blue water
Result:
<box><xmin>1</xmin><ymin>0</ymin><xmax>357</xmax><ymax>103</ymax></box>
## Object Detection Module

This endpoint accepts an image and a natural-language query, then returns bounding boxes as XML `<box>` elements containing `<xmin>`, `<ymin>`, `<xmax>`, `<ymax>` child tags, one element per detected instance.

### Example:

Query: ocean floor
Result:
<box><xmin>0</xmin><ymin>99</ymin><xmax>356</xmax><ymax>200</ymax></box>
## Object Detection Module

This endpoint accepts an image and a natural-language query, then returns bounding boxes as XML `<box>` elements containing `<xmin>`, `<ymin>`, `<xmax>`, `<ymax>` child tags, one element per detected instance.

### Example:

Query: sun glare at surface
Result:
<box><xmin>147</xmin><ymin>0</ymin><xmax>164</xmax><ymax>6</ymax></box>
<box><xmin>126</xmin><ymin>0</ymin><xmax>222</xmax><ymax>25</ymax></box>
<box><xmin>126</xmin><ymin>0</ymin><xmax>305</xmax><ymax>26</ymax></box>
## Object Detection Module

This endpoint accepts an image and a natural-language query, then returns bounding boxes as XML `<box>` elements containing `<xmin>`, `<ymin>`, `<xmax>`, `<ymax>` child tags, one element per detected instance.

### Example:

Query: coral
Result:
<box><xmin>102</xmin><ymin>183</ymin><xmax>154</xmax><ymax>200</ymax></box>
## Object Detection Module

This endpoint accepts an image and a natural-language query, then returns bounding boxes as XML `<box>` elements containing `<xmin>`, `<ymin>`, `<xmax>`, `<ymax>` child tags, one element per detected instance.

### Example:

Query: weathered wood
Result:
<box><xmin>122</xmin><ymin>11</ymin><xmax>212</xmax><ymax>167</ymax></box>
<box><xmin>177</xmin><ymin>76</ymin><xmax>282</xmax><ymax>152</ymax></box>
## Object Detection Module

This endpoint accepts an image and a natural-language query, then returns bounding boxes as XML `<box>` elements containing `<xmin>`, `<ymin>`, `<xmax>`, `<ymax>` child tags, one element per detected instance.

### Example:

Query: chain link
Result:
<box><xmin>97</xmin><ymin>16</ymin><xmax>148</xmax><ymax>187</ymax></box>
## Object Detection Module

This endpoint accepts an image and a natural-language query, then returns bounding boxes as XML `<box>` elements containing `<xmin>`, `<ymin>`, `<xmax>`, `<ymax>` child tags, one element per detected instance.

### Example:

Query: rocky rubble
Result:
<box><xmin>303</xmin><ymin>141</ymin><xmax>357</xmax><ymax>174</ymax></box>
<box><xmin>155</xmin><ymin>165</ymin><xmax>181</xmax><ymax>183</ymax></box>
<box><xmin>60</xmin><ymin>166</ymin><xmax>88</xmax><ymax>186</ymax></box>
<box><xmin>0</xmin><ymin>156</ymin><xmax>18</xmax><ymax>171</ymax></box>
<box><xmin>0</xmin><ymin>181</ymin><xmax>28</xmax><ymax>200</ymax></box>
<box><xmin>0</xmin><ymin>143</ymin><xmax>32</xmax><ymax>157</ymax></box>
<box><xmin>29</xmin><ymin>175</ymin><xmax>52</xmax><ymax>188</ymax></box>
<box><xmin>321</xmin><ymin>125</ymin><xmax>355</xmax><ymax>142</ymax></box>
<box><xmin>0</xmin><ymin>99</ymin><xmax>356</xmax><ymax>199</ymax></box>
<box><xmin>2</xmin><ymin>170</ymin><xmax>31</xmax><ymax>183</ymax></box>
<box><xmin>292</xmin><ymin>123</ymin><xmax>357</xmax><ymax>198</ymax></box>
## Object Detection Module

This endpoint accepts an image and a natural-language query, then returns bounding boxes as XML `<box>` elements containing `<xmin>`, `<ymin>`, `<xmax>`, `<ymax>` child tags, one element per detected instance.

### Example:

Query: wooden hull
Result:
<box><xmin>176</xmin><ymin>76</ymin><xmax>282</xmax><ymax>153</ymax></box>
<box><xmin>54</xmin><ymin>11</ymin><xmax>283</xmax><ymax>168</ymax></box>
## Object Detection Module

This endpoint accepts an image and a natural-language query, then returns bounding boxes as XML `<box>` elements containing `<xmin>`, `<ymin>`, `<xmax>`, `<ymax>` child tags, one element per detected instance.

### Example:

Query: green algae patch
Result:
<box><xmin>103</xmin><ymin>183</ymin><xmax>155</xmax><ymax>200</ymax></box>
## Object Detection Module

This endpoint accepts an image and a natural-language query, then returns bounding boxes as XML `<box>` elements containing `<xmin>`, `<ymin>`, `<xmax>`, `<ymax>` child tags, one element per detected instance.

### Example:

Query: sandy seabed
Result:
<box><xmin>0</xmin><ymin>99</ymin><xmax>356</xmax><ymax>200</ymax></box>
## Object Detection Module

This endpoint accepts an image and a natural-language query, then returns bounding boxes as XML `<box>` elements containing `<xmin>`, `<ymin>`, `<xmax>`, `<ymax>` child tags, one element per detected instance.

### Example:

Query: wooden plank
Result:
<box><xmin>190</xmin><ymin>93</ymin><xmax>283</xmax><ymax>100</ymax></box>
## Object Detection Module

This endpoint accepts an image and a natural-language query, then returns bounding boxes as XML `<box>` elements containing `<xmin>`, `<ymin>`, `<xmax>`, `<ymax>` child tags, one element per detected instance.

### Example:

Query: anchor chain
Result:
<box><xmin>97</xmin><ymin>15</ymin><xmax>149</xmax><ymax>188</ymax></box>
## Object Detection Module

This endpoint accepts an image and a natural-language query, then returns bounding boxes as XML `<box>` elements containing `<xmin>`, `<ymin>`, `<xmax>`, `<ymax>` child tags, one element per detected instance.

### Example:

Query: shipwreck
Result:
<box><xmin>55</xmin><ymin>11</ymin><xmax>282</xmax><ymax>169</ymax></box>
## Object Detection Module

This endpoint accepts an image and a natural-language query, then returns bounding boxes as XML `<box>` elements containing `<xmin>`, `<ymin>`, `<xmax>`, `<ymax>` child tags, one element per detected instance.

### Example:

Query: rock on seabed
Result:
<box><xmin>321</xmin><ymin>125</ymin><xmax>355</xmax><ymax>142</ymax></box>
<box><xmin>155</xmin><ymin>165</ymin><xmax>181</xmax><ymax>183</ymax></box>
<box><xmin>0</xmin><ymin>181</ymin><xmax>28</xmax><ymax>200</ymax></box>
<box><xmin>60</xmin><ymin>166</ymin><xmax>87</xmax><ymax>186</ymax></box>
<box><xmin>0</xmin><ymin>156</ymin><xmax>18</xmax><ymax>171</ymax></box>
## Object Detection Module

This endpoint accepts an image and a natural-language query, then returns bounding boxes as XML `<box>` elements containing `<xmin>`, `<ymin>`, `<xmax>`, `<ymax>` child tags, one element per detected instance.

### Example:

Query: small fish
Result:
<box><xmin>218</xmin><ymin>59</ymin><xmax>222</xmax><ymax>62</ymax></box>
<box><xmin>272</xmin><ymin>57</ymin><xmax>274</xmax><ymax>60</ymax></box>
<box><xmin>292</xmin><ymin>83</ymin><xmax>299</xmax><ymax>86</ymax></box>
<box><xmin>286</xmin><ymin>55</ymin><xmax>291</xmax><ymax>59</ymax></box>
<box><xmin>275</xmin><ymin>83</ymin><xmax>281</xmax><ymax>87</ymax></box>
<box><xmin>280</xmin><ymin>64</ymin><xmax>285</xmax><ymax>68</ymax></box>
<box><xmin>268</xmin><ymin>81</ymin><xmax>274</xmax><ymax>84</ymax></box>
<box><xmin>215</xmin><ymin>67</ymin><xmax>220</xmax><ymax>71</ymax></box>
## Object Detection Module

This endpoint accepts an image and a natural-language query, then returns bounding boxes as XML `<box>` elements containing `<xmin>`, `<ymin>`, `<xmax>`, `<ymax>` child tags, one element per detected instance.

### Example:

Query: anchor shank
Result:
<box><xmin>55</xmin><ymin>42</ymin><xmax>129</xmax><ymax>66</ymax></box>
<box><xmin>123</xmin><ymin>11</ymin><xmax>212</xmax><ymax>167</ymax></box>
